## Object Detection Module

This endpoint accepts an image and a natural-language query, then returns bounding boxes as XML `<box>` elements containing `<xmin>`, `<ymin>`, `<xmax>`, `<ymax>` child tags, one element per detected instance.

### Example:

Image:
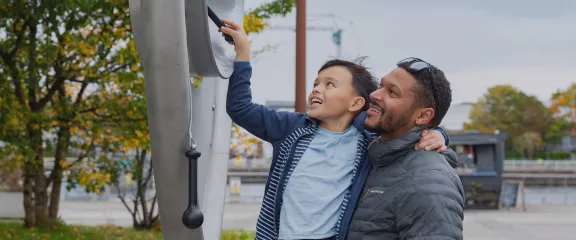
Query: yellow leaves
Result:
<box><xmin>31</xmin><ymin>123</ymin><xmax>41</xmax><ymax>131</ymax></box>
<box><xmin>58</xmin><ymin>160</ymin><xmax>69</xmax><ymax>169</ymax></box>
<box><xmin>117</xmin><ymin>27</ymin><xmax>127</xmax><ymax>38</ymax></box>
<box><xmin>230</xmin><ymin>123</ymin><xmax>261</xmax><ymax>158</ymax></box>
<box><xmin>135</xmin><ymin>130</ymin><xmax>144</xmax><ymax>138</ymax></box>
<box><xmin>549</xmin><ymin>83</ymin><xmax>576</xmax><ymax>126</ymax></box>
<box><xmin>70</xmin><ymin>126</ymin><xmax>79</xmax><ymax>134</ymax></box>
<box><xmin>78</xmin><ymin>42</ymin><xmax>95</xmax><ymax>56</ymax></box>
<box><xmin>192</xmin><ymin>77</ymin><xmax>203</xmax><ymax>88</ymax></box>
<box><xmin>243</xmin><ymin>13</ymin><xmax>269</xmax><ymax>34</ymax></box>
<box><xmin>130</xmin><ymin>64</ymin><xmax>139</xmax><ymax>72</ymax></box>
<box><xmin>105</xmin><ymin>173</ymin><xmax>111</xmax><ymax>182</ymax></box>
<box><xmin>77</xmin><ymin>169</ymin><xmax>111</xmax><ymax>193</ymax></box>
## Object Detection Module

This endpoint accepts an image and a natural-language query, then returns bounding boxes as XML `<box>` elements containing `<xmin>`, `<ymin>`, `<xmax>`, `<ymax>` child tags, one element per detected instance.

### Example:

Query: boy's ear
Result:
<box><xmin>349</xmin><ymin>96</ymin><xmax>365</xmax><ymax>112</ymax></box>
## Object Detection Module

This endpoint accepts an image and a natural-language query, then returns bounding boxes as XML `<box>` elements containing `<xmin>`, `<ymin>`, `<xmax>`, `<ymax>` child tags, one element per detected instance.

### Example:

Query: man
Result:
<box><xmin>343</xmin><ymin>57</ymin><xmax>465</xmax><ymax>240</ymax></box>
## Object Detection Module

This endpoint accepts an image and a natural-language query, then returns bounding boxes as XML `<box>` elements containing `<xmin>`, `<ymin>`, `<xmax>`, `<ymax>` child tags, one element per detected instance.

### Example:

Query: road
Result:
<box><xmin>56</xmin><ymin>200</ymin><xmax>576</xmax><ymax>240</ymax></box>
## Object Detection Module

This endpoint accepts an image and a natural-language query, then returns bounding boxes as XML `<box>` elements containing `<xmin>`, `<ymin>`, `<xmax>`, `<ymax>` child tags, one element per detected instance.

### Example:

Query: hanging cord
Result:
<box><xmin>182</xmin><ymin>78</ymin><xmax>204</xmax><ymax>229</ymax></box>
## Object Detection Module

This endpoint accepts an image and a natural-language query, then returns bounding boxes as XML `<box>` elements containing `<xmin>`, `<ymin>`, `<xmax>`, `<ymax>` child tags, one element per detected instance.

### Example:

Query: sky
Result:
<box><xmin>241</xmin><ymin>0</ymin><xmax>576</xmax><ymax>105</ymax></box>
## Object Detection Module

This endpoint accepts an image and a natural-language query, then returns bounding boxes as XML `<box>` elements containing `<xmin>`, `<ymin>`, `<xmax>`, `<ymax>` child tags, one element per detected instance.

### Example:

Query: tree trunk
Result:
<box><xmin>30</xmin><ymin>127</ymin><xmax>49</xmax><ymax>227</ymax></box>
<box><xmin>22</xmin><ymin>167</ymin><xmax>35</xmax><ymax>228</ymax></box>
<box><xmin>48</xmin><ymin>126</ymin><xmax>70</xmax><ymax>219</ymax></box>
<box><xmin>22</xmin><ymin>123</ymin><xmax>47</xmax><ymax>228</ymax></box>
<box><xmin>137</xmin><ymin>149</ymin><xmax>150</xmax><ymax>228</ymax></box>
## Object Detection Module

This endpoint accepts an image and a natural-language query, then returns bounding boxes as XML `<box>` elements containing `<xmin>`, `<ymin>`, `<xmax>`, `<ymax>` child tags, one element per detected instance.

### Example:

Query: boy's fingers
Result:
<box><xmin>220</xmin><ymin>26</ymin><xmax>236</xmax><ymax>36</ymax></box>
<box><xmin>222</xmin><ymin>19</ymin><xmax>242</xmax><ymax>30</ymax></box>
<box><xmin>421</xmin><ymin>129</ymin><xmax>429</xmax><ymax>136</ymax></box>
<box><xmin>424</xmin><ymin>142</ymin><xmax>443</xmax><ymax>151</ymax></box>
<box><xmin>419</xmin><ymin>133</ymin><xmax>434</xmax><ymax>142</ymax></box>
<box><xmin>437</xmin><ymin>145</ymin><xmax>448</xmax><ymax>152</ymax></box>
<box><xmin>416</xmin><ymin>138</ymin><xmax>436</xmax><ymax>150</ymax></box>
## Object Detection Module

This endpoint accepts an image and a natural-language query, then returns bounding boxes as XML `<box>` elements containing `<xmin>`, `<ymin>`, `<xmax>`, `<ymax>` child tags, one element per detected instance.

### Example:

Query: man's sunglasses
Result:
<box><xmin>397</xmin><ymin>57</ymin><xmax>437</xmax><ymax>108</ymax></box>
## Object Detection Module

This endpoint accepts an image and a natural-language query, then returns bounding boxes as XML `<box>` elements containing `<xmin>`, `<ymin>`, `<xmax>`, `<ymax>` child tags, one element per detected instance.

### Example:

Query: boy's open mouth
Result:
<box><xmin>310</xmin><ymin>97</ymin><xmax>323</xmax><ymax>106</ymax></box>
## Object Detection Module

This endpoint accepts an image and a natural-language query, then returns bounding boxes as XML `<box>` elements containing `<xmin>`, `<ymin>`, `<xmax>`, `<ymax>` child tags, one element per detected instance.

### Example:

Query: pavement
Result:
<box><xmin>53</xmin><ymin>200</ymin><xmax>576</xmax><ymax>240</ymax></box>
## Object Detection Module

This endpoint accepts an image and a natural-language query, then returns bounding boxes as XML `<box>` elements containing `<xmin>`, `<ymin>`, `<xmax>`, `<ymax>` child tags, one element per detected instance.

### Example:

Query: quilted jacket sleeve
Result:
<box><xmin>395</xmin><ymin>169</ymin><xmax>465</xmax><ymax>240</ymax></box>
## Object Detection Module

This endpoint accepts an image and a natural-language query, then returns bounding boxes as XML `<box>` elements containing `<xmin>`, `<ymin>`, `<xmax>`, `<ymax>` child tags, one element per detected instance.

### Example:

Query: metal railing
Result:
<box><xmin>504</xmin><ymin>160</ymin><xmax>576</xmax><ymax>171</ymax></box>
<box><xmin>228</xmin><ymin>159</ymin><xmax>576</xmax><ymax>171</ymax></box>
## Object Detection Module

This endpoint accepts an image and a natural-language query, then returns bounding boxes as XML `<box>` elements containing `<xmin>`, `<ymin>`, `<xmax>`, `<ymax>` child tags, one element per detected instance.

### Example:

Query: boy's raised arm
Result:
<box><xmin>221</xmin><ymin>19</ymin><xmax>301</xmax><ymax>143</ymax></box>
<box><xmin>226</xmin><ymin>61</ymin><xmax>301</xmax><ymax>143</ymax></box>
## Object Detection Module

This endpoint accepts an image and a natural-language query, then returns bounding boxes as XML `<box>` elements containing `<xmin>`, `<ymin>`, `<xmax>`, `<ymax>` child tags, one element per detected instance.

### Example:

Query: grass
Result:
<box><xmin>0</xmin><ymin>221</ymin><xmax>255</xmax><ymax>240</ymax></box>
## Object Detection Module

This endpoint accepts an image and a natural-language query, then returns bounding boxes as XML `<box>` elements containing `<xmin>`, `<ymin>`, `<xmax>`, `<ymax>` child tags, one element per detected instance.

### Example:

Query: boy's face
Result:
<box><xmin>308</xmin><ymin>66</ymin><xmax>363</xmax><ymax>120</ymax></box>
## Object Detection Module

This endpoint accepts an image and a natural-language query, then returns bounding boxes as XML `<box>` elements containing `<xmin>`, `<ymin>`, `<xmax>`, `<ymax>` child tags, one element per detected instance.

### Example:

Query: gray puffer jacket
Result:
<box><xmin>346</xmin><ymin>127</ymin><xmax>465</xmax><ymax>240</ymax></box>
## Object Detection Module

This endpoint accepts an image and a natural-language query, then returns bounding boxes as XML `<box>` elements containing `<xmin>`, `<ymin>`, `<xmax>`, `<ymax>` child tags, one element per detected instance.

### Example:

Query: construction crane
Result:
<box><xmin>268</xmin><ymin>26</ymin><xmax>343</xmax><ymax>59</ymax></box>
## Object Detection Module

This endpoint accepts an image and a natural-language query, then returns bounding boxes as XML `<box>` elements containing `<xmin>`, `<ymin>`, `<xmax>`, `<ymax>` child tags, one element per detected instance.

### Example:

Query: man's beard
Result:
<box><xmin>368</xmin><ymin>112</ymin><xmax>410</xmax><ymax>136</ymax></box>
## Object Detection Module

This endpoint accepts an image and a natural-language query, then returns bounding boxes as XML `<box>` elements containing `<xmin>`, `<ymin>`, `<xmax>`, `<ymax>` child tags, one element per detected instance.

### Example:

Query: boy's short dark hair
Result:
<box><xmin>318</xmin><ymin>57</ymin><xmax>378</xmax><ymax>111</ymax></box>
<box><xmin>397</xmin><ymin>61</ymin><xmax>452</xmax><ymax>128</ymax></box>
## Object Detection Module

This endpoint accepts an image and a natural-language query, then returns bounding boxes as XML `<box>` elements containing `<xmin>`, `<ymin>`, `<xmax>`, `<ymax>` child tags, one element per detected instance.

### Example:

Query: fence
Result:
<box><xmin>504</xmin><ymin>160</ymin><xmax>576</xmax><ymax>172</ymax></box>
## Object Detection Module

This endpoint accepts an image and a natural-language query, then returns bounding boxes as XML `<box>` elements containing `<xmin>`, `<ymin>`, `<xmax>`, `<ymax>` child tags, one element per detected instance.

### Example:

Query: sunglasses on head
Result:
<box><xmin>397</xmin><ymin>57</ymin><xmax>437</xmax><ymax>108</ymax></box>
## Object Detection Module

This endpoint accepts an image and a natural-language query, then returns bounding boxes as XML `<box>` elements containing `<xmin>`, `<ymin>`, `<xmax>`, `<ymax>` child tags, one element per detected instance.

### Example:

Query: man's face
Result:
<box><xmin>364</xmin><ymin>67</ymin><xmax>433</xmax><ymax>136</ymax></box>
<box><xmin>308</xmin><ymin>66</ymin><xmax>361</xmax><ymax>120</ymax></box>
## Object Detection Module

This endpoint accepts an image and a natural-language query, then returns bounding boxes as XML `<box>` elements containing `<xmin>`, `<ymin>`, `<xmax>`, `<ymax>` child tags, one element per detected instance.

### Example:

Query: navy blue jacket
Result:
<box><xmin>226</xmin><ymin>62</ymin><xmax>449</xmax><ymax>240</ymax></box>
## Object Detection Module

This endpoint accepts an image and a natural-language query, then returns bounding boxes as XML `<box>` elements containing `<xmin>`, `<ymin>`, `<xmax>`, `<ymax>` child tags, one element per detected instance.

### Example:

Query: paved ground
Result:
<box><xmin>56</xmin><ymin>201</ymin><xmax>575</xmax><ymax>240</ymax></box>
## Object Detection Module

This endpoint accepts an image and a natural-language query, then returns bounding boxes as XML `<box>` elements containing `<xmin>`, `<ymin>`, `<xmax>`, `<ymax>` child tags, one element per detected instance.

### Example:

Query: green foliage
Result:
<box><xmin>464</xmin><ymin>85</ymin><xmax>555</xmax><ymax>158</ymax></box>
<box><xmin>545</xmin><ymin>117</ymin><xmax>571</xmax><ymax>145</ymax></box>
<box><xmin>0</xmin><ymin>0</ymin><xmax>296</xmax><ymax>229</ymax></box>
<box><xmin>0</xmin><ymin>0</ymin><xmax>143</xmax><ymax>227</ymax></box>
<box><xmin>248</xmin><ymin>0</ymin><xmax>296</xmax><ymax>19</ymax></box>
<box><xmin>549</xmin><ymin>83</ymin><xmax>576</xmax><ymax>134</ymax></box>
<box><xmin>0</xmin><ymin>221</ymin><xmax>255</xmax><ymax>240</ymax></box>
<box><xmin>464</xmin><ymin>85</ymin><xmax>552</xmax><ymax>136</ymax></box>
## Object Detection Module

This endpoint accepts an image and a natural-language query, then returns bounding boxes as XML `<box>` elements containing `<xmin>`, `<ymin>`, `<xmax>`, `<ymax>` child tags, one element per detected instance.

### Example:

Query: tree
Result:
<box><xmin>549</xmin><ymin>83</ymin><xmax>576</xmax><ymax>134</ymax></box>
<box><xmin>0</xmin><ymin>0</ymin><xmax>139</xmax><ymax>228</ymax></box>
<box><xmin>230</xmin><ymin>122</ymin><xmax>261</xmax><ymax>161</ymax></box>
<box><xmin>513</xmin><ymin>132</ymin><xmax>544</xmax><ymax>159</ymax></box>
<box><xmin>464</xmin><ymin>85</ymin><xmax>552</xmax><ymax>156</ymax></box>
<box><xmin>464</xmin><ymin>85</ymin><xmax>552</xmax><ymax>137</ymax></box>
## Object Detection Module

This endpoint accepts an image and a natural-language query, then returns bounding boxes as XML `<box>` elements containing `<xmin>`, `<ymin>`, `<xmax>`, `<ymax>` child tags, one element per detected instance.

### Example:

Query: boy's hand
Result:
<box><xmin>219</xmin><ymin>19</ymin><xmax>250</xmax><ymax>61</ymax></box>
<box><xmin>415</xmin><ymin>129</ymin><xmax>448</xmax><ymax>152</ymax></box>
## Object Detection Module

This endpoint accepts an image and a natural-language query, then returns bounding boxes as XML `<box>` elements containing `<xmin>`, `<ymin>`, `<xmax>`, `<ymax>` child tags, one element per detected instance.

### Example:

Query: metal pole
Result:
<box><xmin>295</xmin><ymin>0</ymin><xmax>307</xmax><ymax>113</ymax></box>
<box><xmin>129</xmin><ymin>0</ymin><xmax>204</xmax><ymax>238</ymax></box>
<box><xmin>201</xmin><ymin>77</ymin><xmax>233</xmax><ymax>240</ymax></box>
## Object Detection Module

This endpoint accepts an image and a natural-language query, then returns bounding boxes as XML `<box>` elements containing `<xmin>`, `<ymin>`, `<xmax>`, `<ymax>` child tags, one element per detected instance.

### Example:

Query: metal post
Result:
<box><xmin>295</xmin><ymin>0</ymin><xmax>307</xmax><ymax>113</ymax></box>
<box><xmin>191</xmin><ymin>78</ymin><xmax>217</xmax><ymax>208</ymax></box>
<box><xmin>201</xmin><ymin>77</ymin><xmax>233</xmax><ymax>240</ymax></box>
<box><xmin>129</xmin><ymin>0</ymin><xmax>204</xmax><ymax>238</ymax></box>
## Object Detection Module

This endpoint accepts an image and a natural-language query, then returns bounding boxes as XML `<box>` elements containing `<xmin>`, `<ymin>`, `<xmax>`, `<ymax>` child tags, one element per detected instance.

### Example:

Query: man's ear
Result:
<box><xmin>414</xmin><ymin>107</ymin><xmax>435</xmax><ymax>126</ymax></box>
<box><xmin>349</xmin><ymin>96</ymin><xmax>365</xmax><ymax>112</ymax></box>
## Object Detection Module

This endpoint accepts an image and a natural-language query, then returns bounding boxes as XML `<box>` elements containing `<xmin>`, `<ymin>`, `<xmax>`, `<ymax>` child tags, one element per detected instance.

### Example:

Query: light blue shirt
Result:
<box><xmin>279</xmin><ymin>126</ymin><xmax>359</xmax><ymax>239</ymax></box>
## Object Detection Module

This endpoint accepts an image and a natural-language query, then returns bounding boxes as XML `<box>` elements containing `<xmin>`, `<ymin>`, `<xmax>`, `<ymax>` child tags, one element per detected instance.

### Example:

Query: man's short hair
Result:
<box><xmin>318</xmin><ymin>57</ymin><xmax>378</xmax><ymax>111</ymax></box>
<box><xmin>397</xmin><ymin>61</ymin><xmax>452</xmax><ymax>127</ymax></box>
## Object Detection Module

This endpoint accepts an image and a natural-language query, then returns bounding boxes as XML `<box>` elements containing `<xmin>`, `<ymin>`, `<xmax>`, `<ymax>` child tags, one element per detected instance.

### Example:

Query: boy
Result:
<box><xmin>220</xmin><ymin>20</ymin><xmax>449</xmax><ymax>240</ymax></box>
